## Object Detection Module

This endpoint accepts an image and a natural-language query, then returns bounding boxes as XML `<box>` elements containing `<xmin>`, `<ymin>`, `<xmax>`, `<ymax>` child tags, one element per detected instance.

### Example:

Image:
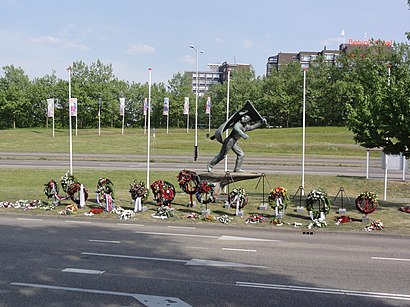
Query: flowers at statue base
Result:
<box><xmin>270</xmin><ymin>218</ymin><xmax>283</xmax><ymax>226</ymax></box>
<box><xmin>246</xmin><ymin>214</ymin><xmax>266</xmax><ymax>224</ymax></box>
<box><xmin>84</xmin><ymin>208</ymin><xmax>104</xmax><ymax>216</ymax></box>
<box><xmin>364</xmin><ymin>220</ymin><xmax>384</xmax><ymax>232</ymax></box>
<box><xmin>0</xmin><ymin>200</ymin><xmax>55</xmax><ymax>211</ymax></box>
<box><xmin>216</xmin><ymin>215</ymin><xmax>233</xmax><ymax>224</ymax></box>
<box><xmin>228</xmin><ymin>187</ymin><xmax>248</xmax><ymax>209</ymax></box>
<box><xmin>150</xmin><ymin>180</ymin><xmax>176</xmax><ymax>206</ymax></box>
<box><xmin>58</xmin><ymin>204</ymin><xmax>78</xmax><ymax>215</ymax></box>
<box><xmin>196</xmin><ymin>181</ymin><xmax>215</xmax><ymax>204</ymax></box>
<box><xmin>305</xmin><ymin>188</ymin><xmax>331</xmax><ymax>219</ymax></box>
<box><xmin>186</xmin><ymin>213</ymin><xmax>200</xmax><ymax>219</ymax></box>
<box><xmin>151</xmin><ymin>205</ymin><xmax>174</xmax><ymax>219</ymax></box>
<box><xmin>129</xmin><ymin>181</ymin><xmax>149</xmax><ymax>200</ymax></box>
<box><xmin>356</xmin><ymin>191</ymin><xmax>378</xmax><ymax>214</ymax></box>
<box><xmin>399</xmin><ymin>206</ymin><xmax>410</xmax><ymax>214</ymax></box>
<box><xmin>334</xmin><ymin>215</ymin><xmax>352</xmax><ymax>225</ymax></box>
<box><xmin>307</xmin><ymin>218</ymin><xmax>327</xmax><ymax>229</ymax></box>
<box><xmin>268</xmin><ymin>186</ymin><xmax>290</xmax><ymax>211</ymax></box>
<box><xmin>111</xmin><ymin>206</ymin><xmax>135</xmax><ymax>220</ymax></box>
<box><xmin>177</xmin><ymin>169</ymin><xmax>199</xmax><ymax>195</ymax></box>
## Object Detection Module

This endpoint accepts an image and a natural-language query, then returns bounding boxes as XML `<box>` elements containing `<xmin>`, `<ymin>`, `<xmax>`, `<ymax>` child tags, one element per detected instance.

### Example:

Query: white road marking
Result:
<box><xmin>222</xmin><ymin>248</ymin><xmax>257</xmax><ymax>252</ymax></box>
<box><xmin>135</xmin><ymin>231</ymin><xmax>217</xmax><ymax>239</ymax></box>
<box><xmin>62</xmin><ymin>268</ymin><xmax>105</xmax><ymax>275</ymax></box>
<box><xmin>16</xmin><ymin>218</ymin><xmax>43</xmax><ymax>222</ymax></box>
<box><xmin>116</xmin><ymin>223</ymin><xmax>144</xmax><ymax>227</ymax></box>
<box><xmin>10</xmin><ymin>282</ymin><xmax>192</xmax><ymax>306</ymax></box>
<box><xmin>236</xmin><ymin>282</ymin><xmax>410</xmax><ymax>301</ymax></box>
<box><xmin>89</xmin><ymin>239</ymin><xmax>120</xmax><ymax>244</ymax></box>
<box><xmin>219</xmin><ymin>235</ymin><xmax>280</xmax><ymax>242</ymax></box>
<box><xmin>82</xmin><ymin>252</ymin><xmax>187</xmax><ymax>263</ymax></box>
<box><xmin>167</xmin><ymin>226</ymin><xmax>196</xmax><ymax>230</ymax></box>
<box><xmin>65</xmin><ymin>220</ymin><xmax>92</xmax><ymax>224</ymax></box>
<box><xmin>82</xmin><ymin>252</ymin><xmax>268</xmax><ymax>268</ymax></box>
<box><xmin>372</xmin><ymin>256</ymin><xmax>410</xmax><ymax>262</ymax></box>
<box><xmin>186</xmin><ymin>259</ymin><xmax>267</xmax><ymax>268</ymax></box>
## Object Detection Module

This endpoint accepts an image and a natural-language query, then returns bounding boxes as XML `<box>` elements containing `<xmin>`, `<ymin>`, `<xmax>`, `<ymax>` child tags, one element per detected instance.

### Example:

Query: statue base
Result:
<box><xmin>197</xmin><ymin>171</ymin><xmax>262</xmax><ymax>198</ymax></box>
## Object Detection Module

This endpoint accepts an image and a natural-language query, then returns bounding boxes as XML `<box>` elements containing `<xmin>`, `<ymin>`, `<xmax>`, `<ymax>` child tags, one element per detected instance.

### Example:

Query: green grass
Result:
<box><xmin>0</xmin><ymin>168</ymin><xmax>409</xmax><ymax>234</ymax></box>
<box><xmin>0</xmin><ymin>126</ymin><xmax>366</xmax><ymax>157</ymax></box>
<box><xmin>0</xmin><ymin>127</ymin><xmax>409</xmax><ymax>234</ymax></box>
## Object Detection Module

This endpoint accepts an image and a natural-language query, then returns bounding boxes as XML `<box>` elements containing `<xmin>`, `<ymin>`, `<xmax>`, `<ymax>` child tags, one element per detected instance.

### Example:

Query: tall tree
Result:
<box><xmin>0</xmin><ymin>65</ymin><xmax>31</xmax><ymax>129</ymax></box>
<box><xmin>345</xmin><ymin>42</ymin><xmax>410</xmax><ymax>155</ymax></box>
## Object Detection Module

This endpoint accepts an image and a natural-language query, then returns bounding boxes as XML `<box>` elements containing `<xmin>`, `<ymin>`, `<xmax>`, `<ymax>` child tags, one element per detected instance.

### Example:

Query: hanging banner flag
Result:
<box><xmin>183</xmin><ymin>97</ymin><xmax>189</xmax><ymax>115</ymax></box>
<box><xmin>205</xmin><ymin>96</ymin><xmax>211</xmax><ymax>114</ymax></box>
<box><xmin>163</xmin><ymin>97</ymin><xmax>169</xmax><ymax>116</ymax></box>
<box><xmin>70</xmin><ymin>98</ymin><xmax>77</xmax><ymax>117</ymax></box>
<box><xmin>119</xmin><ymin>97</ymin><xmax>125</xmax><ymax>116</ymax></box>
<box><xmin>98</xmin><ymin>98</ymin><xmax>101</xmax><ymax>117</ymax></box>
<box><xmin>143</xmin><ymin>98</ymin><xmax>148</xmax><ymax>116</ymax></box>
<box><xmin>47</xmin><ymin>98</ymin><xmax>54</xmax><ymax>117</ymax></box>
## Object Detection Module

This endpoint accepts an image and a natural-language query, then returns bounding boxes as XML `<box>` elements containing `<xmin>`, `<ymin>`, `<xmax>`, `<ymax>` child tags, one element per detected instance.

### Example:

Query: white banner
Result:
<box><xmin>119</xmin><ymin>97</ymin><xmax>125</xmax><ymax>116</ymax></box>
<box><xmin>183</xmin><ymin>97</ymin><xmax>189</xmax><ymax>115</ymax></box>
<box><xmin>70</xmin><ymin>98</ymin><xmax>77</xmax><ymax>117</ymax></box>
<box><xmin>163</xmin><ymin>97</ymin><xmax>169</xmax><ymax>116</ymax></box>
<box><xmin>143</xmin><ymin>98</ymin><xmax>148</xmax><ymax>116</ymax></box>
<box><xmin>47</xmin><ymin>98</ymin><xmax>54</xmax><ymax>117</ymax></box>
<box><xmin>205</xmin><ymin>96</ymin><xmax>211</xmax><ymax>114</ymax></box>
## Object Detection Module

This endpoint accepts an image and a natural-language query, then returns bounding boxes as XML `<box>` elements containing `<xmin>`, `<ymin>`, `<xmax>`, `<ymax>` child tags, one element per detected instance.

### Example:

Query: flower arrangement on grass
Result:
<box><xmin>129</xmin><ymin>181</ymin><xmax>149</xmax><ymax>200</ymax></box>
<box><xmin>58</xmin><ymin>171</ymin><xmax>88</xmax><ymax>205</ymax></box>
<box><xmin>150</xmin><ymin>180</ymin><xmax>175</xmax><ymax>206</ymax></box>
<box><xmin>152</xmin><ymin>205</ymin><xmax>174</xmax><ymax>219</ymax></box>
<box><xmin>195</xmin><ymin>180</ymin><xmax>215</xmax><ymax>205</ymax></box>
<box><xmin>268</xmin><ymin>186</ymin><xmax>290</xmax><ymax>212</ymax></box>
<box><xmin>177</xmin><ymin>169</ymin><xmax>199</xmax><ymax>195</ymax></box>
<box><xmin>177</xmin><ymin>169</ymin><xmax>200</xmax><ymax>207</ymax></box>
<box><xmin>355</xmin><ymin>191</ymin><xmax>378</xmax><ymax>214</ymax></box>
<box><xmin>96</xmin><ymin>178</ymin><xmax>114</xmax><ymax>205</ymax></box>
<box><xmin>228</xmin><ymin>187</ymin><xmax>248</xmax><ymax>209</ymax></box>
<box><xmin>305</xmin><ymin>188</ymin><xmax>331</xmax><ymax>219</ymax></box>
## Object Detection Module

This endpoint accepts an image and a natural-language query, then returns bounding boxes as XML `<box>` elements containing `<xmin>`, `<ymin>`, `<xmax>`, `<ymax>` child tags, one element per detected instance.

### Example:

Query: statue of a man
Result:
<box><xmin>207</xmin><ymin>111</ymin><xmax>266</xmax><ymax>173</ymax></box>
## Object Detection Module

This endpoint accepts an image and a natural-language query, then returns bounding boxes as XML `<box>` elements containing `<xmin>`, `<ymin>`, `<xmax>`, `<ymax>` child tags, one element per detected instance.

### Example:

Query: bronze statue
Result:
<box><xmin>207</xmin><ymin>101</ymin><xmax>266</xmax><ymax>173</ymax></box>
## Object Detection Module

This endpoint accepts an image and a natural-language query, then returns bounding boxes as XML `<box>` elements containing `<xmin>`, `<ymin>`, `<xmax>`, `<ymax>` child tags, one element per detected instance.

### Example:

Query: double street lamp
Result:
<box><xmin>189</xmin><ymin>45</ymin><xmax>204</xmax><ymax>161</ymax></box>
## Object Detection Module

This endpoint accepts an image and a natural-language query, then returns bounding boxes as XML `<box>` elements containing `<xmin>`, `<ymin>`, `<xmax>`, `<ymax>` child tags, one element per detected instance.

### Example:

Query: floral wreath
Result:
<box><xmin>268</xmin><ymin>186</ymin><xmax>290</xmax><ymax>211</ymax></box>
<box><xmin>67</xmin><ymin>183</ymin><xmax>89</xmax><ymax>205</ymax></box>
<box><xmin>150</xmin><ymin>180</ymin><xmax>176</xmax><ymax>206</ymax></box>
<box><xmin>228</xmin><ymin>187</ymin><xmax>248</xmax><ymax>209</ymax></box>
<box><xmin>195</xmin><ymin>180</ymin><xmax>215</xmax><ymax>204</ymax></box>
<box><xmin>96</xmin><ymin>178</ymin><xmax>114</xmax><ymax>205</ymax></box>
<box><xmin>305</xmin><ymin>189</ymin><xmax>331</xmax><ymax>219</ymax></box>
<box><xmin>58</xmin><ymin>171</ymin><xmax>88</xmax><ymax>205</ymax></box>
<box><xmin>129</xmin><ymin>180</ymin><xmax>149</xmax><ymax>200</ymax></box>
<box><xmin>356</xmin><ymin>191</ymin><xmax>378</xmax><ymax>214</ymax></box>
<box><xmin>60</xmin><ymin>171</ymin><xmax>76</xmax><ymax>193</ymax></box>
<box><xmin>44</xmin><ymin>179</ymin><xmax>60</xmax><ymax>199</ymax></box>
<box><xmin>177</xmin><ymin>170</ymin><xmax>200</xmax><ymax>195</ymax></box>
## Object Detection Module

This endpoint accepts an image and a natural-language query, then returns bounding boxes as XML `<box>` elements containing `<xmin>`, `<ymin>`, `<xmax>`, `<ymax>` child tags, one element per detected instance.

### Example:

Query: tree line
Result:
<box><xmin>1</xmin><ymin>42</ymin><xmax>409</xmax><ymax>156</ymax></box>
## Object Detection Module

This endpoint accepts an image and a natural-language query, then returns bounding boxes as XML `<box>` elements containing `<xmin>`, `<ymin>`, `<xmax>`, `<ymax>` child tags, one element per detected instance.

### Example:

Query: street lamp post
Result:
<box><xmin>189</xmin><ymin>45</ymin><xmax>203</xmax><ymax>161</ymax></box>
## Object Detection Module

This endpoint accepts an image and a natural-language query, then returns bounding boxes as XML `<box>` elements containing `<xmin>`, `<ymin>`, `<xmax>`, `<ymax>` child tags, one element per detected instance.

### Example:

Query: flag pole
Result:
<box><xmin>224</xmin><ymin>69</ymin><xmax>231</xmax><ymax>173</ymax></box>
<box><xmin>301</xmin><ymin>68</ymin><xmax>307</xmax><ymax>195</ymax></box>
<box><xmin>146</xmin><ymin>68</ymin><xmax>152</xmax><ymax>186</ymax></box>
<box><xmin>67</xmin><ymin>66</ymin><xmax>73</xmax><ymax>175</ymax></box>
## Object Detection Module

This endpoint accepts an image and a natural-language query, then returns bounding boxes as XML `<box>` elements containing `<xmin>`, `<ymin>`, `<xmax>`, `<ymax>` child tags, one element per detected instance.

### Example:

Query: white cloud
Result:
<box><xmin>180</xmin><ymin>55</ymin><xmax>195</xmax><ymax>65</ymax></box>
<box><xmin>29</xmin><ymin>35</ymin><xmax>90</xmax><ymax>51</ymax></box>
<box><xmin>215</xmin><ymin>37</ymin><xmax>224</xmax><ymax>43</ymax></box>
<box><xmin>319</xmin><ymin>37</ymin><xmax>343</xmax><ymax>49</ymax></box>
<box><xmin>242</xmin><ymin>39</ymin><xmax>253</xmax><ymax>49</ymax></box>
<box><xmin>126</xmin><ymin>43</ymin><xmax>156</xmax><ymax>55</ymax></box>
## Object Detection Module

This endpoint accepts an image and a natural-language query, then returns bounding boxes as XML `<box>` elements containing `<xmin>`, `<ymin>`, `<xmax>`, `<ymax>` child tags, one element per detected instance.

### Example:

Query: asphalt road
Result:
<box><xmin>1</xmin><ymin>214</ymin><xmax>410</xmax><ymax>306</ymax></box>
<box><xmin>0</xmin><ymin>152</ymin><xmax>408</xmax><ymax>180</ymax></box>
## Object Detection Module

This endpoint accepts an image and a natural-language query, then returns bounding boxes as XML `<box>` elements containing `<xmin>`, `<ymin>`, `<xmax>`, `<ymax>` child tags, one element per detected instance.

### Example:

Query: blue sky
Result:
<box><xmin>0</xmin><ymin>0</ymin><xmax>409</xmax><ymax>84</ymax></box>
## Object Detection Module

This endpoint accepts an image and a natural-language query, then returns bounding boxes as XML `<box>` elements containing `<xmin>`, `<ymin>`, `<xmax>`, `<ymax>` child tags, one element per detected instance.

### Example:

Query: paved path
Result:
<box><xmin>0</xmin><ymin>152</ymin><xmax>407</xmax><ymax>180</ymax></box>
